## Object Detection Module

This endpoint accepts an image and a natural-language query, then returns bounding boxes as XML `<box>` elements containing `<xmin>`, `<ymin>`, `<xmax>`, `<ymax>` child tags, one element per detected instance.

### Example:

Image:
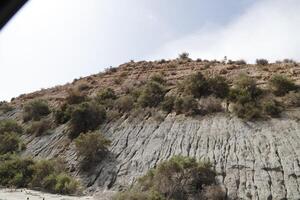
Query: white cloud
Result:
<box><xmin>153</xmin><ymin>0</ymin><xmax>300</xmax><ymax>63</ymax></box>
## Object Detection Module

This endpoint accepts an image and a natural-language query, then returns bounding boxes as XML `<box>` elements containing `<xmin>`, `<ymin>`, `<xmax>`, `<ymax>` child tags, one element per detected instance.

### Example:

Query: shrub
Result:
<box><xmin>69</xmin><ymin>102</ymin><xmax>106</xmax><ymax>139</ymax></box>
<box><xmin>26</xmin><ymin>119</ymin><xmax>52</xmax><ymax>136</ymax></box>
<box><xmin>178</xmin><ymin>52</ymin><xmax>190</xmax><ymax>60</ymax></box>
<box><xmin>75</xmin><ymin>131</ymin><xmax>111</xmax><ymax>162</ymax></box>
<box><xmin>53</xmin><ymin>173</ymin><xmax>79</xmax><ymax>194</ymax></box>
<box><xmin>0</xmin><ymin>101</ymin><xmax>13</xmax><ymax>113</ymax></box>
<box><xmin>150</xmin><ymin>74</ymin><xmax>166</xmax><ymax>85</ymax></box>
<box><xmin>0</xmin><ymin>155</ymin><xmax>79</xmax><ymax>195</ymax></box>
<box><xmin>235</xmin><ymin>59</ymin><xmax>247</xmax><ymax>65</ymax></box>
<box><xmin>268</xmin><ymin>75</ymin><xmax>297</xmax><ymax>96</ymax></box>
<box><xmin>161</xmin><ymin>96</ymin><xmax>176</xmax><ymax>113</ymax></box>
<box><xmin>199</xmin><ymin>96</ymin><xmax>223</xmax><ymax>114</ymax></box>
<box><xmin>115</xmin><ymin>95</ymin><xmax>134</xmax><ymax>112</ymax></box>
<box><xmin>174</xmin><ymin>95</ymin><xmax>198</xmax><ymax>115</ymax></box>
<box><xmin>0</xmin><ymin>156</ymin><xmax>34</xmax><ymax>187</ymax></box>
<box><xmin>0</xmin><ymin>119</ymin><xmax>23</xmax><ymax>134</ymax></box>
<box><xmin>207</xmin><ymin>76</ymin><xmax>229</xmax><ymax>98</ymax></box>
<box><xmin>23</xmin><ymin>100</ymin><xmax>50</xmax><ymax>122</ymax></box>
<box><xmin>77</xmin><ymin>83</ymin><xmax>90</xmax><ymax>91</ymax></box>
<box><xmin>283</xmin><ymin>91</ymin><xmax>300</xmax><ymax>107</ymax></box>
<box><xmin>138</xmin><ymin>81</ymin><xmax>166</xmax><ymax>108</ymax></box>
<box><xmin>0</xmin><ymin>132</ymin><xmax>21</xmax><ymax>154</ymax></box>
<box><xmin>114</xmin><ymin>156</ymin><xmax>218</xmax><ymax>200</ymax></box>
<box><xmin>256</xmin><ymin>59</ymin><xmax>269</xmax><ymax>65</ymax></box>
<box><xmin>65</xmin><ymin>89</ymin><xmax>86</xmax><ymax>105</ymax></box>
<box><xmin>229</xmin><ymin>74</ymin><xmax>262</xmax><ymax>104</ymax></box>
<box><xmin>232</xmin><ymin>102</ymin><xmax>262</xmax><ymax>120</ymax></box>
<box><xmin>96</xmin><ymin>88</ymin><xmax>117</xmax><ymax>102</ymax></box>
<box><xmin>262</xmin><ymin>100</ymin><xmax>281</xmax><ymax>117</ymax></box>
<box><xmin>180</xmin><ymin>72</ymin><xmax>209</xmax><ymax>98</ymax></box>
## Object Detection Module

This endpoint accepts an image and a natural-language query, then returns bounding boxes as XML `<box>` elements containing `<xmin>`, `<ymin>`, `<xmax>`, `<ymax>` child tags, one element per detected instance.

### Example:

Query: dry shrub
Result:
<box><xmin>283</xmin><ymin>91</ymin><xmax>300</xmax><ymax>107</ymax></box>
<box><xmin>199</xmin><ymin>96</ymin><xmax>223</xmax><ymax>114</ymax></box>
<box><xmin>26</xmin><ymin>119</ymin><xmax>52</xmax><ymax>136</ymax></box>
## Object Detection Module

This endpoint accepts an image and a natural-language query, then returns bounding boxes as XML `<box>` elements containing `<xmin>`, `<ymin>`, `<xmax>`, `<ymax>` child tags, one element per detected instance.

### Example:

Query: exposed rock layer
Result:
<box><xmin>22</xmin><ymin>111</ymin><xmax>300</xmax><ymax>200</ymax></box>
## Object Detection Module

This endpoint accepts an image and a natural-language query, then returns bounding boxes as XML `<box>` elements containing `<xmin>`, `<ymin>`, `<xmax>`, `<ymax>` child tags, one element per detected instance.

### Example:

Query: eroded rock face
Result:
<box><xmin>22</xmin><ymin>111</ymin><xmax>300</xmax><ymax>200</ymax></box>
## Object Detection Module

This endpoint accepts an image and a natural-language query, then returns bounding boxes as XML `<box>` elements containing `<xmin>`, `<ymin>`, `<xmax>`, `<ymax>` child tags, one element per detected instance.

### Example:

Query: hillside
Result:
<box><xmin>1</xmin><ymin>57</ymin><xmax>300</xmax><ymax>200</ymax></box>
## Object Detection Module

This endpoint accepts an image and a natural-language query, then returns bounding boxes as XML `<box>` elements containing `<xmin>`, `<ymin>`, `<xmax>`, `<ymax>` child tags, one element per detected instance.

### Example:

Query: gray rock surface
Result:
<box><xmin>22</xmin><ymin>111</ymin><xmax>300</xmax><ymax>200</ymax></box>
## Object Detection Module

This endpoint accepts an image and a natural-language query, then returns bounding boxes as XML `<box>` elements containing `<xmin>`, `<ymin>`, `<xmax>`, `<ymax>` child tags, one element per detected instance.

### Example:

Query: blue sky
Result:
<box><xmin>0</xmin><ymin>0</ymin><xmax>299</xmax><ymax>100</ymax></box>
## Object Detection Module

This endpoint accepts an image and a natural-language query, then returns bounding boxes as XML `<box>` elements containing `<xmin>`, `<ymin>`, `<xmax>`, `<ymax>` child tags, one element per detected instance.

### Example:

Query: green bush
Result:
<box><xmin>0</xmin><ymin>155</ymin><xmax>34</xmax><ymax>187</ymax></box>
<box><xmin>53</xmin><ymin>173</ymin><xmax>79</xmax><ymax>195</ymax></box>
<box><xmin>26</xmin><ymin>119</ymin><xmax>52</xmax><ymax>136</ymax></box>
<box><xmin>207</xmin><ymin>76</ymin><xmax>229</xmax><ymax>98</ymax></box>
<box><xmin>180</xmin><ymin>72</ymin><xmax>209</xmax><ymax>98</ymax></box>
<box><xmin>69</xmin><ymin>102</ymin><xmax>106</xmax><ymax>139</ymax></box>
<box><xmin>174</xmin><ymin>95</ymin><xmax>198</xmax><ymax>115</ymax></box>
<box><xmin>114</xmin><ymin>156</ymin><xmax>219</xmax><ymax>200</ymax></box>
<box><xmin>150</xmin><ymin>74</ymin><xmax>166</xmax><ymax>85</ymax></box>
<box><xmin>0</xmin><ymin>132</ymin><xmax>21</xmax><ymax>154</ymax></box>
<box><xmin>23</xmin><ymin>100</ymin><xmax>51</xmax><ymax>122</ymax></box>
<box><xmin>161</xmin><ymin>96</ymin><xmax>176</xmax><ymax>113</ymax></box>
<box><xmin>75</xmin><ymin>131</ymin><xmax>111</xmax><ymax>162</ymax></box>
<box><xmin>268</xmin><ymin>75</ymin><xmax>297</xmax><ymax>96</ymax></box>
<box><xmin>138</xmin><ymin>81</ymin><xmax>166</xmax><ymax>108</ymax></box>
<box><xmin>0</xmin><ymin>119</ymin><xmax>23</xmax><ymax>134</ymax></box>
<box><xmin>0</xmin><ymin>155</ymin><xmax>79</xmax><ymax>195</ymax></box>
<box><xmin>256</xmin><ymin>59</ymin><xmax>269</xmax><ymax>65</ymax></box>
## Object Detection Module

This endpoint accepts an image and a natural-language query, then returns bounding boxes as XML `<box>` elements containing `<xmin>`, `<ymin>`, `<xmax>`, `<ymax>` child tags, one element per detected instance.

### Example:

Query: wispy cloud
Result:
<box><xmin>153</xmin><ymin>0</ymin><xmax>300</xmax><ymax>63</ymax></box>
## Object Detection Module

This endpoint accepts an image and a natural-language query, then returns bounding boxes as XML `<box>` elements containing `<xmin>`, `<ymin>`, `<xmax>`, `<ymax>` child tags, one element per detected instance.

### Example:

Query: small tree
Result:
<box><xmin>178</xmin><ymin>52</ymin><xmax>190</xmax><ymax>60</ymax></box>
<box><xmin>181</xmin><ymin>72</ymin><xmax>209</xmax><ymax>98</ymax></box>
<box><xmin>69</xmin><ymin>102</ymin><xmax>106</xmax><ymax>139</ymax></box>
<box><xmin>138</xmin><ymin>81</ymin><xmax>166</xmax><ymax>108</ymax></box>
<box><xmin>75</xmin><ymin>131</ymin><xmax>111</xmax><ymax>162</ymax></box>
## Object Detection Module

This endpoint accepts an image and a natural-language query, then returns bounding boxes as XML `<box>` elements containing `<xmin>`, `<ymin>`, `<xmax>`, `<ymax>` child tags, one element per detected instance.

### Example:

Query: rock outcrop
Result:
<box><xmin>21</xmin><ymin>110</ymin><xmax>300</xmax><ymax>200</ymax></box>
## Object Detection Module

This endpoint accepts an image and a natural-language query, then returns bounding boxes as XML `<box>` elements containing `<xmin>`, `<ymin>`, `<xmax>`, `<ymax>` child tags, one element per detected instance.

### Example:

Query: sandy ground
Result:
<box><xmin>0</xmin><ymin>189</ymin><xmax>94</xmax><ymax>200</ymax></box>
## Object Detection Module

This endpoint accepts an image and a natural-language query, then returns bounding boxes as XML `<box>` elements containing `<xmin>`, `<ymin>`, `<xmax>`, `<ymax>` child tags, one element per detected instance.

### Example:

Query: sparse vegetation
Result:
<box><xmin>0</xmin><ymin>101</ymin><xmax>13</xmax><ymax>114</ymax></box>
<box><xmin>65</xmin><ymin>89</ymin><xmax>86</xmax><ymax>105</ymax></box>
<box><xmin>113</xmin><ymin>156</ymin><xmax>224</xmax><ymax>200</ymax></box>
<box><xmin>174</xmin><ymin>95</ymin><xmax>198</xmax><ymax>115</ymax></box>
<box><xmin>23</xmin><ymin>99</ymin><xmax>51</xmax><ymax>122</ymax></box>
<box><xmin>161</xmin><ymin>96</ymin><xmax>176</xmax><ymax>113</ymax></box>
<box><xmin>115</xmin><ymin>95</ymin><xmax>134</xmax><ymax>112</ymax></box>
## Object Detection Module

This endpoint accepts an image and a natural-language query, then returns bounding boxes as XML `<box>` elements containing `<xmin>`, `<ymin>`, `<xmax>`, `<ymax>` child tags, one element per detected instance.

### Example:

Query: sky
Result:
<box><xmin>0</xmin><ymin>0</ymin><xmax>299</xmax><ymax>101</ymax></box>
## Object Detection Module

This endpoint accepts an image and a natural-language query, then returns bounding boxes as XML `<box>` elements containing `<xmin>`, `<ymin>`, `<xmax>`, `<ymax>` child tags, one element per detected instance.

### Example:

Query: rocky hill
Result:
<box><xmin>2</xmin><ymin>57</ymin><xmax>300</xmax><ymax>200</ymax></box>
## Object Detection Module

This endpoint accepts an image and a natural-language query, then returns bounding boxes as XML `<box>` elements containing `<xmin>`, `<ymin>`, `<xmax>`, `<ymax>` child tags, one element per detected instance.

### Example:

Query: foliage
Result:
<box><xmin>0</xmin><ymin>155</ymin><xmax>79</xmax><ymax>195</ymax></box>
<box><xmin>138</xmin><ymin>80</ymin><xmax>166</xmax><ymax>108</ymax></box>
<box><xmin>283</xmin><ymin>91</ymin><xmax>300</xmax><ymax>107</ymax></box>
<box><xmin>23</xmin><ymin>99</ymin><xmax>51</xmax><ymax>122</ymax></box>
<box><xmin>180</xmin><ymin>72</ymin><xmax>209</xmax><ymax>98</ymax></box>
<box><xmin>65</xmin><ymin>89</ymin><xmax>86</xmax><ymax>105</ymax></box>
<box><xmin>256</xmin><ymin>59</ymin><xmax>269</xmax><ymax>65</ymax></box>
<box><xmin>0</xmin><ymin>119</ymin><xmax>23</xmax><ymax>135</ymax></box>
<box><xmin>178</xmin><ymin>52</ymin><xmax>190</xmax><ymax>60</ymax></box>
<box><xmin>262</xmin><ymin>100</ymin><xmax>281</xmax><ymax>118</ymax></box>
<box><xmin>207</xmin><ymin>76</ymin><xmax>229</xmax><ymax>98</ymax></box>
<box><xmin>0</xmin><ymin>132</ymin><xmax>21</xmax><ymax>154</ymax></box>
<box><xmin>75</xmin><ymin>131</ymin><xmax>111</xmax><ymax>162</ymax></box>
<box><xmin>161</xmin><ymin>96</ymin><xmax>176</xmax><ymax>113</ymax></box>
<box><xmin>26</xmin><ymin>119</ymin><xmax>52</xmax><ymax>136</ymax></box>
<box><xmin>69</xmin><ymin>102</ymin><xmax>106</xmax><ymax>139</ymax></box>
<box><xmin>174</xmin><ymin>95</ymin><xmax>198</xmax><ymax>115</ymax></box>
<box><xmin>115</xmin><ymin>95</ymin><xmax>134</xmax><ymax>112</ymax></box>
<box><xmin>0</xmin><ymin>101</ymin><xmax>13</xmax><ymax>113</ymax></box>
<box><xmin>232</xmin><ymin>102</ymin><xmax>262</xmax><ymax>120</ymax></box>
<box><xmin>96</xmin><ymin>88</ymin><xmax>117</xmax><ymax>102</ymax></box>
<box><xmin>268</xmin><ymin>75</ymin><xmax>297</xmax><ymax>96</ymax></box>
<box><xmin>114</xmin><ymin>156</ymin><xmax>220</xmax><ymax>200</ymax></box>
